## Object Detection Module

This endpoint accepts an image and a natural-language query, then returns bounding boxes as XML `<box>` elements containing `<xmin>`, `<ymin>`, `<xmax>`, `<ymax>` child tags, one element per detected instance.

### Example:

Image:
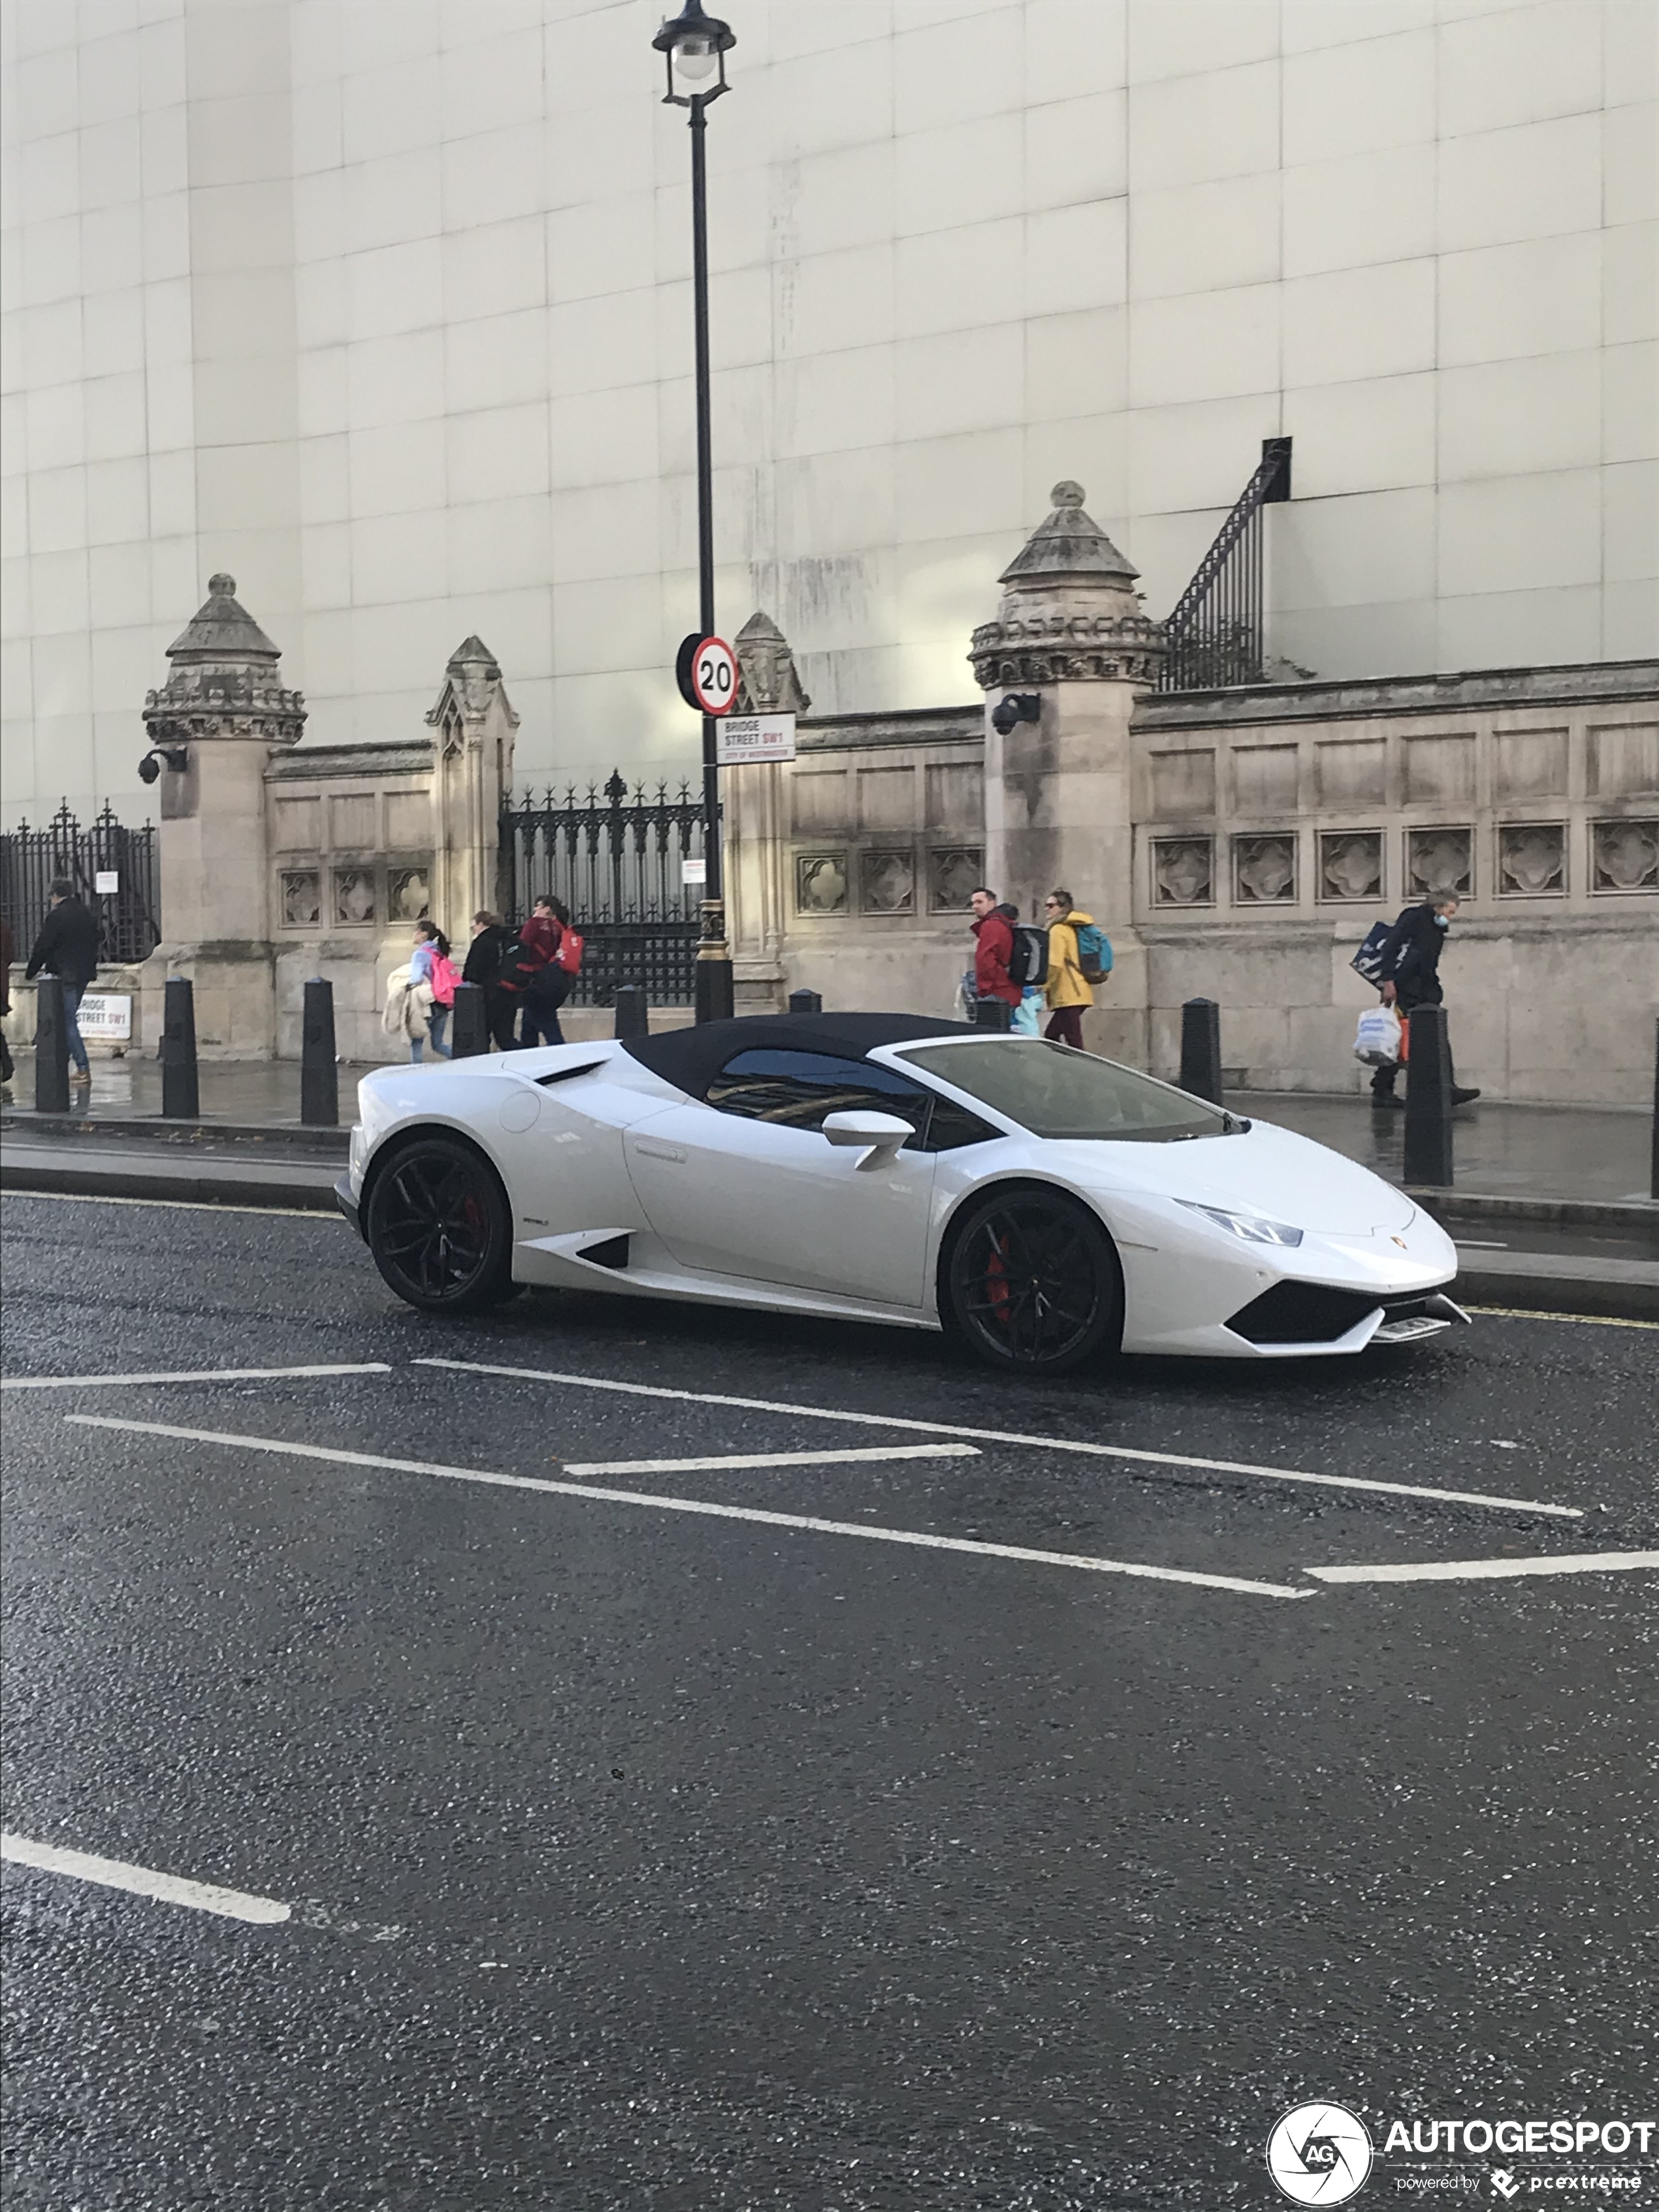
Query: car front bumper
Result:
<box><xmin>334</xmin><ymin>1174</ymin><xmax>363</xmax><ymax>1239</ymax></box>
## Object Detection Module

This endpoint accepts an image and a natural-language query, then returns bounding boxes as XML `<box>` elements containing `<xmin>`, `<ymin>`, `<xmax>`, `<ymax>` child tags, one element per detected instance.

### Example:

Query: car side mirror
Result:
<box><xmin>822</xmin><ymin>1110</ymin><xmax>913</xmax><ymax>1167</ymax></box>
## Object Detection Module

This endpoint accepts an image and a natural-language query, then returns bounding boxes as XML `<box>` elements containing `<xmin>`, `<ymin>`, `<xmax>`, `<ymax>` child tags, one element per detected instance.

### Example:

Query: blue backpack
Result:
<box><xmin>1073</xmin><ymin>922</ymin><xmax>1113</xmax><ymax>983</ymax></box>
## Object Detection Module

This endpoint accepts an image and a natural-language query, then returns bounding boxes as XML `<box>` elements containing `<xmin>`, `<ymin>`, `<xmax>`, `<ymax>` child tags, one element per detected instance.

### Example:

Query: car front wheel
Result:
<box><xmin>364</xmin><ymin>1136</ymin><xmax>517</xmax><ymax>1313</ymax></box>
<box><xmin>945</xmin><ymin>1188</ymin><xmax>1121</xmax><ymax>1375</ymax></box>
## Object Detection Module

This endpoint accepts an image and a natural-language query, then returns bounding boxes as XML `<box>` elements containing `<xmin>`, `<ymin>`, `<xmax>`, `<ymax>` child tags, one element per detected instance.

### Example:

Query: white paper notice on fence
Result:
<box><xmin>681</xmin><ymin>856</ymin><xmax>707</xmax><ymax>886</ymax></box>
<box><xmin>715</xmin><ymin>713</ymin><xmax>796</xmax><ymax>764</ymax></box>
<box><xmin>93</xmin><ymin>869</ymin><xmax>120</xmax><ymax>894</ymax></box>
<box><xmin>76</xmin><ymin>993</ymin><xmax>132</xmax><ymax>1040</ymax></box>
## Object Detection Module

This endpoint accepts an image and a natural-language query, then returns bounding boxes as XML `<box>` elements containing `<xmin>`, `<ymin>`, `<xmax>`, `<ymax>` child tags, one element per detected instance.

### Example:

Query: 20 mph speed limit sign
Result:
<box><xmin>677</xmin><ymin>633</ymin><xmax>739</xmax><ymax>716</ymax></box>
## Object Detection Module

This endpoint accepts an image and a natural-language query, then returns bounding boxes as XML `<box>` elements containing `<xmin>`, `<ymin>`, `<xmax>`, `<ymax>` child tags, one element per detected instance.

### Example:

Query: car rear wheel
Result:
<box><xmin>945</xmin><ymin>1188</ymin><xmax>1121</xmax><ymax>1375</ymax></box>
<box><xmin>365</xmin><ymin>1136</ymin><xmax>517</xmax><ymax>1313</ymax></box>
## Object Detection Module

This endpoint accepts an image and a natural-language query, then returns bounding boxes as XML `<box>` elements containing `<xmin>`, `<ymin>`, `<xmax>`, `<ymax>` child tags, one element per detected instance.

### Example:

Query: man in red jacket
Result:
<box><xmin>969</xmin><ymin>886</ymin><xmax>1020</xmax><ymax>1011</ymax></box>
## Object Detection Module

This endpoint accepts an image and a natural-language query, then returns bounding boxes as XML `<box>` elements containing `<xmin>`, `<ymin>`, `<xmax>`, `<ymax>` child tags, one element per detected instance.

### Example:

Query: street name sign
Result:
<box><xmin>77</xmin><ymin>992</ymin><xmax>132</xmax><ymax>1040</ymax></box>
<box><xmin>716</xmin><ymin>713</ymin><xmax>796</xmax><ymax>764</ymax></box>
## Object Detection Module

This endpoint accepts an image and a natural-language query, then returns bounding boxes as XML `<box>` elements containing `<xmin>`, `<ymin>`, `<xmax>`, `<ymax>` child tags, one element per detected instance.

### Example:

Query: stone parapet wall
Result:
<box><xmin>1130</xmin><ymin>660</ymin><xmax>1658</xmax><ymax>1102</ymax></box>
<box><xmin>726</xmin><ymin>705</ymin><xmax>987</xmax><ymax>1023</ymax></box>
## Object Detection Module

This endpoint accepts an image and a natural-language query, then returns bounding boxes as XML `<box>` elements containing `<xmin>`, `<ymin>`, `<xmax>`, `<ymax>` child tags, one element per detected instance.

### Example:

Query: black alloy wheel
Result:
<box><xmin>364</xmin><ymin>1137</ymin><xmax>517</xmax><ymax>1313</ymax></box>
<box><xmin>946</xmin><ymin>1189</ymin><xmax>1121</xmax><ymax>1375</ymax></box>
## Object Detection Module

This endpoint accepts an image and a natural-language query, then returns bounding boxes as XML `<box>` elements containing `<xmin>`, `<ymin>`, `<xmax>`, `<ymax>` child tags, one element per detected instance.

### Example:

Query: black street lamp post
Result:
<box><xmin>654</xmin><ymin>0</ymin><xmax>737</xmax><ymax>1025</ymax></box>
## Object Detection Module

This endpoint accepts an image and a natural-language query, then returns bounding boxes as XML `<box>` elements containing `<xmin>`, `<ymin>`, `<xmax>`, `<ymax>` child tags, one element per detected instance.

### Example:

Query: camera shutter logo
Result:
<box><xmin>1266</xmin><ymin>2103</ymin><xmax>1374</xmax><ymax>2204</ymax></box>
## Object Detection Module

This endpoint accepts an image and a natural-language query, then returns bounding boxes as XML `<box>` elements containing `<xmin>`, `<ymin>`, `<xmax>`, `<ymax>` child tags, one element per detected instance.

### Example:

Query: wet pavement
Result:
<box><xmin>1</xmin><ymin>1193</ymin><xmax>1655</xmax><ymax>2209</ymax></box>
<box><xmin>1234</xmin><ymin>1089</ymin><xmax>1653</xmax><ymax>1209</ymax></box>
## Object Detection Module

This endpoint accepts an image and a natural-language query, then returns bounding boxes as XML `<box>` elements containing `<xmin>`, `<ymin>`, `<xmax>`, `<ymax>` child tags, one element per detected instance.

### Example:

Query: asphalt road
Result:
<box><xmin>2</xmin><ymin>1191</ymin><xmax>1655</xmax><ymax>2211</ymax></box>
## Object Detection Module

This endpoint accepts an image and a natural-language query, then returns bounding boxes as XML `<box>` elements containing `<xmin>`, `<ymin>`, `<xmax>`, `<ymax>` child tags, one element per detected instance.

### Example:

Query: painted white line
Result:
<box><xmin>412</xmin><ymin>1358</ymin><xmax>1585</xmax><ymax>1521</ymax></box>
<box><xmin>561</xmin><ymin>1443</ymin><xmax>976</xmax><ymax>1477</ymax></box>
<box><xmin>1</xmin><ymin>1831</ymin><xmax>290</xmax><ymax>1925</ymax></box>
<box><xmin>0</xmin><ymin>1189</ymin><xmax>336</xmax><ymax>1221</ymax></box>
<box><xmin>63</xmin><ymin>1415</ymin><xmax>1310</xmax><ymax>1600</ymax></box>
<box><xmin>1464</xmin><ymin>1305</ymin><xmax>1659</xmax><ymax>1331</ymax></box>
<box><xmin>2</xmin><ymin>1362</ymin><xmax>391</xmax><ymax>1392</ymax></box>
<box><xmin>1308</xmin><ymin>1550</ymin><xmax>1659</xmax><ymax>1586</ymax></box>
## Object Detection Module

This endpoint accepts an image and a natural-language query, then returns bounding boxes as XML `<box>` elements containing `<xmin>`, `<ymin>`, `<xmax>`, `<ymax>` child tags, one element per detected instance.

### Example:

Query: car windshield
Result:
<box><xmin>896</xmin><ymin>1039</ymin><xmax>1231</xmax><ymax>1142</ymax></box>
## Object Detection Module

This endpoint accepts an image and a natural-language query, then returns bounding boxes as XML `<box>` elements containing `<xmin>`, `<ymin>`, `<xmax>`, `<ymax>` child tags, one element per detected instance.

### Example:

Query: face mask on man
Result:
<box><xmin>1435</xmin><ymin>914</ymin><xmax>1450</xmax><ymax>929</ymax></box>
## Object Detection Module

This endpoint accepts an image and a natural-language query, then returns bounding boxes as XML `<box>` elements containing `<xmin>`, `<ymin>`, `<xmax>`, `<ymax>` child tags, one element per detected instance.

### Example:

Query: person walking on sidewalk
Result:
<box><xmin>24</xmin><ymin>876</ymin><xmax>100</xmax><ymax>1090</ymax></box>
<box><xmin>408</xmin><ymin>921</ymin><xmax>456</xmax><ymax>1060</ymax></box>
<box><xmin>502</xmin><ymin>895</ymin><xmax>570</xmax><ymax>1049</ymax></box>
<box><xmin>464</xmin><ymin>910</ymin><xmax>519</xmax><ymax>1051</ymax></box>
<box><xmin>969</xmin><ymin>887</ymin><xmax>1021</xmax><ymax>1023</ymax></box>
<box><xmin>1042</xmin><ymin>889</ymin><xmax>1097</xmax><ymax>1050</ymax></box>
<box><xmin>1</xmin><ymin>918</ymin><xmax>15</xmax><ymax>1093</ymax></box>
<box><xmin>1368</xmin><ymin>889</ymin><xmax>1481</xmax><ymax>1108</ymax></box>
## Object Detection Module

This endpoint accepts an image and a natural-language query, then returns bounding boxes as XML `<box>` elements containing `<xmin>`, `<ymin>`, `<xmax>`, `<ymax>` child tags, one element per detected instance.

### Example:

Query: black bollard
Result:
<box><xmin>1651</xmin><ymin>1018</ymin><xmax>1658</xmax><ymax>1203</ymax></box>
<box><xmin>33</xmin><ymin>976</ymin><xmax>71</xmax><ymax>1114</ymax></box>
<box><xmin>451</xmin><ymin>981</ymin><xmax>489</xmax><ymax>1058</ymax></box>
<box><xmin>613</xmin><ymin>984</ymin><xmax>648</xmax><ymax>1039</ymax></box>
<box><xmin>1402</xmin><ymin>1002</ymin><xmax>1453</xmax><ymax>1187</ymax></box>
<box><xmin>300</xmin><ymin>976</ymin><xmax>338</xmax><ymax>1125</ymax></box>
<box><xmin>1179</xmin><ymin>997</ymin><xmax>1223</xmax><ymax>1104</ymax></box>
<box><xmin>973</xmin><ymin>997</ymin><xmax>1012</xmax><ymax>1033</ymax></box>
<box><xmin>160</xmin><ymin>974</ymin><xmax>199</xmax><ymax>1119</ymax></box>
<box><xmin>788</xmin><ymin>988</ymin><xmax>822</xmax><ymax>1014</ymax></box>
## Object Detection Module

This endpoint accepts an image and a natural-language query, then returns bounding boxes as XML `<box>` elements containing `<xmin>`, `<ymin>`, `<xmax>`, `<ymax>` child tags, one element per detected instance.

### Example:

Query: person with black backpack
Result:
<box><xmin>1355</xmin><ymin>890</ymin><xmax>1481</xmax><ymax>1109</ymax></box>
<box><xmin>464</xmin><ymin>910</ymin><xmax>519</xmax><ymax>1051</ymax></box>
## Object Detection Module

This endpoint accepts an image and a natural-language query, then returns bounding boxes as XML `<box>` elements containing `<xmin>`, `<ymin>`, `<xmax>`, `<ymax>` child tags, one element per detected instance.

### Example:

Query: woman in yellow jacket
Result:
<box><xmin>1042</xmin><ymin>889</ymin><xmax>1095</xmax><ymax>1048</ymax></box>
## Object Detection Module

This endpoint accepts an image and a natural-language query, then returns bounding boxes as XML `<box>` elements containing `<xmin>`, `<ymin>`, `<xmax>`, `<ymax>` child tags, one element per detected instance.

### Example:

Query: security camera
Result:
<box><xmin>138</xmin><ymin>745</ymin><xmax>187</xmax><ymax>783</ymax></box>
<box><xmin>991</xmin><ymin>693</ymin><xmax>1041</xmax><ymax>737</ymax></box>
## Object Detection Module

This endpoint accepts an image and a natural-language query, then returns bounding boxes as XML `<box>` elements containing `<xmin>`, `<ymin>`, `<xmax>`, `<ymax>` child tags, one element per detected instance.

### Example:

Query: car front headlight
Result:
<box><xmin>1177</xmin><ymin>1200</ymin><xmax>1303</xmax><ymax>1247</ymax></box>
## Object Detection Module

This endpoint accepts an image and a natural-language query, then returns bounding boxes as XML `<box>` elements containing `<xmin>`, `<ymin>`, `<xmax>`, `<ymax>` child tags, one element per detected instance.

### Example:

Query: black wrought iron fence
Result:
<box><xmin>1</xmin><ymin>801</ymin><xmax>161</xmax><ymax>967</ymax></box>
<box><xmin>1159</xmin><ymin>437</ymin><xmax>1292</xmax><ymax>691</ymax></box>
<box><xmin>499</xmin><ymin>772</ymin><xmax>709</xmax><ymax>1006</ymax></box>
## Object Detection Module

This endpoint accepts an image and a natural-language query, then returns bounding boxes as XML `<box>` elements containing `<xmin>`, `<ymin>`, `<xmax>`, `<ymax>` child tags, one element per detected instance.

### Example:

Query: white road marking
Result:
<box><xmin>1</xmin><ymin>1831</ymin><xmax>290</xmax><ymax>1924</ymax></box>
<box><xmin>561</xmin><ymin>1443</ymin><xmax>978</xmax><ymax>1477</ymax></box>
<box><xmin>0</xmin><ymin>1190</ymin><xmax>335</xmax><ymax>1220</ymax></box>
<box><xmin>1465</xmin><ymin>1305</ymin><xmax>1659</xmax><ymax>1331</ymax></box>
<box><xmin>63</xmin><ymin>1415</ymin><xmax>1310</xmax><ymax>1599</ymax></box>
<box><xmin>413</xmin><ymin>1358</ymin><xmax>1585</xmax><ymax>1521</ymax></box>
<box><xmin>1</xmin><ymin>1363</ymin><xmax>391</xmax><ymax>1391</ymax></box>
<box><xmin>1308</xmin><ymin>1551</ymin><xmax>1659</xmax><ymax>1586</ymax></box>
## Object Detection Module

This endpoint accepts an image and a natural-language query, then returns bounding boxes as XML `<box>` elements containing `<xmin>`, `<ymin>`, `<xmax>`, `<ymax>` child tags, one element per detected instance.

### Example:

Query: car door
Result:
<box><xmin>622</xmin><ymin>1047</ymin><xmax>940</xmax><ymax>1307</ymax></box>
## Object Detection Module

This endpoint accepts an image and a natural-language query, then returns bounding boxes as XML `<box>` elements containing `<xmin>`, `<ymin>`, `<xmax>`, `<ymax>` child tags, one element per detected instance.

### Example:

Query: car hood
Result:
<box><xmin>1046</xmin><ymin>1116</ymin><xmax>1415</xmax><ymax>1234</ymax></box>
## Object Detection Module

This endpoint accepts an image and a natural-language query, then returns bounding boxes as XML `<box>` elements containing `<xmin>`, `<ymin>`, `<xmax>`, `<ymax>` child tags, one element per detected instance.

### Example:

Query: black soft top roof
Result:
<box><xmin>621</xmin><ymin>1011</ymin><xmax>974</xmax><ymax>1100</ymax></box>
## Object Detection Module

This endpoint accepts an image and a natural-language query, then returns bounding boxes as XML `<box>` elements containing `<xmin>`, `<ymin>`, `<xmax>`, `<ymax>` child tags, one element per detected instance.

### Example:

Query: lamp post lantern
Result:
<box><xmin>654</xmin><ymin>0</ymin><xmax>737</xmax><ymax>1025</ymax></box>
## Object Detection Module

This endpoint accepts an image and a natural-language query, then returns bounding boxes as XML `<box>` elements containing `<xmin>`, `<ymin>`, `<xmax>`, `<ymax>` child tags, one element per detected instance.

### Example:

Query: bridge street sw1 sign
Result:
<box><xmin>715</xmin><ymin>713</ymin><xmax>797</xmax><ymax>764</ymax></box>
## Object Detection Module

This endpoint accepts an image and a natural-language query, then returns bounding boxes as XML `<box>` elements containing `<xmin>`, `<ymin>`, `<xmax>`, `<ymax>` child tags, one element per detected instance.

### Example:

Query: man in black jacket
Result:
<box><xmin>462</xmin><ymin>910</ymin><xmax>520</xmax><ymax>1051</ymax></box>
<box><xmin>1368</xmin><ymin>889</ymin><xmax>1480</xmax><ymax>1107</ymax></box>
<box><xmin>25</xmin><ymin>877</ymin><xmax>101</xmax><ymax>1084</ymax></box>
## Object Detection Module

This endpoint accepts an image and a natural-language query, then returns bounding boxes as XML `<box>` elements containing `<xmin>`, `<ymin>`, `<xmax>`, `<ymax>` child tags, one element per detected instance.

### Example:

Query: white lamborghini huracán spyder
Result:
<box><xmin>336</xmin><ymin>1012</ymin><xmax>1465</xmax><ymax>1376</ymax></box>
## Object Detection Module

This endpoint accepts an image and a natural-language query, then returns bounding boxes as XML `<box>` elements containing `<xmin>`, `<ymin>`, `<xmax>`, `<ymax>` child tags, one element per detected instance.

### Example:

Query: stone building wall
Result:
<box><xmin>726</xmin><ymin>706</ymin><xmax>986</xmax><ymax>1025</ymax></box>
<box><xmin>1131</xmin><ymin>660</ymin><xmax>1658</xmax><ymax>1102</ymax></box>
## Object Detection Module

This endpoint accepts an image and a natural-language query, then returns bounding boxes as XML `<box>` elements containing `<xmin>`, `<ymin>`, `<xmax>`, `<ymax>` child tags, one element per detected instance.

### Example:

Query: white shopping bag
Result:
<box><xmin>1353</xmin><ymin>1002</ymin><xmax>1402</xmax><ymax>1066</ymax></box>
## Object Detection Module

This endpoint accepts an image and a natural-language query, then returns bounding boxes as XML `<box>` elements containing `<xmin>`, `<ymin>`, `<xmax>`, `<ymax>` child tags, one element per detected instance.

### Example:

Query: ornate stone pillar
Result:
<box><xmin>140</xmin><ymin>573</ymin><xmax>306</xmax><ymax>1055</ymax></box>
<box><xmin>425</xmin><ymin>635</ymin><xmax>519</xmax><ymax>930</ymax></box>
<box><xmin>969</xmin><ymin>484</ymin><xmax>1165</xmax><ymax>1062</ymax></box>
<box><xmin>726</xmin><ymin>612</ymin><xmax>810</xmax><ymax>1011</ymax></box>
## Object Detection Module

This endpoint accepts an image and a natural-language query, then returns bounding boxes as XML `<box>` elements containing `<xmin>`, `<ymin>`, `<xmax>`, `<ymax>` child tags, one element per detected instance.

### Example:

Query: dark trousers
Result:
<box><xmin>485</xmin><ymin>988</ymin><xmax>518</xmax><ymax>1052</ymax></box>
<box><xmin>1370</xmin><ymin>988</ymin><xmax>1453</xmax><ymax>1095</ymax></box>
<box><xmin>519</xmin><ymin>1001</ymin><xmax>566</xmax><ymax>1048</ymax></box>
<box><xmin>1045</xmin><ymin>1006</ymin><xmax>1085</xmax><ymax>1048</ymax></box>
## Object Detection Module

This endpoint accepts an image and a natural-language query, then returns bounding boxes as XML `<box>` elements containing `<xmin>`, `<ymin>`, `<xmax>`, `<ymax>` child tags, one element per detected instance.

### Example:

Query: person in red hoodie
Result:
<box><xmin>500</xmin><ymin>895</ymin><xmax>569</xmax><ymax>1048</ymax></box>
<box><xmin>969</xmin><ymin>886</ymin><xmax>1020</xmax><ymax>1015</ymax></box>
